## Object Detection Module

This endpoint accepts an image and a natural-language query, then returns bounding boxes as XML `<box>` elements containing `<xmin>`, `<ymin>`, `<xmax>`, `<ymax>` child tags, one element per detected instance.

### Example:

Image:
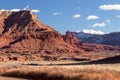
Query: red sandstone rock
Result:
<box><xmin>0</xmin><ymin>11</ymin><xmax>119</xmax><ymax>61</ymax></box>
<box><xmin>0</xmin><ymin>11</ymin><xmax>83</xmax><ymax>55</ymax></box>
<box><xmin>63</xmin><ymin>30</ymin><xmax>83</xmax><ymax>47</ymax></box>
<box><xmin>17</xmin><ymin>56</ymin><xmax>26</xmax><ymax>61</ymax></box>
<box><xmin>0</xmin><ymin>56</ymin><xmax>9</xmax><ymax>62</ymax></box>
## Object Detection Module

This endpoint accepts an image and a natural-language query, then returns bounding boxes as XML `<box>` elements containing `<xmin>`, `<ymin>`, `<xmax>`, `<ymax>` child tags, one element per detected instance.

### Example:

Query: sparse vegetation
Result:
<box><xmin>0</xmin><ymin>64</ymin><xmax>120</xmax><ymax>80</ymax></box>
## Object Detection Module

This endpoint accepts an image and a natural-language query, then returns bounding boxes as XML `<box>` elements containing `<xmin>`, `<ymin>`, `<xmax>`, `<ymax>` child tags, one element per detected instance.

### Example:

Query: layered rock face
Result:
<box><xmin>0</xmin><ymin>11</ymin><xmax>120</xmax><ymax>61</ymax></box>
<box><xmin>63</xmin><ymin>30</ymin><xmax>83</xmax><ymax>47</ymax></box>
<box><xmin>0</xmin><ymin>11</ymin><xmax>12</xmax><ymax>34</ymax></box>
<box><xmin>0</xmin><ymin>11</ymin><xmax>82</xmax><ymax>54</ymax></box>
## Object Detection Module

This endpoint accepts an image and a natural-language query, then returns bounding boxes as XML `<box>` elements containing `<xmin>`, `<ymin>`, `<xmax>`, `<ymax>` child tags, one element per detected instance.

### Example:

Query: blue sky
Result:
<box><xmin>0</xmin><ymin>0</ymin><xmax>120</xmax><ymax>34</ymax></box>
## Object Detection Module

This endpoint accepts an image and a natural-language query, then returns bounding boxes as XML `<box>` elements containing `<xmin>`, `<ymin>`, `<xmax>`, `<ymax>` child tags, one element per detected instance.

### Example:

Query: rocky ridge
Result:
<box><xmin>0</xmin><ymin>11</ymin><xmax>120</xmax><ymax>61</ymax></box>
<box><xmin>0</xmin><ymin>11</ymin><xmax>85</xmax><ymax>61</ymax></box>
<box><xmin>0</xmin><ymin>11</ymin><xmax>83</xmax><ymax>54</ymax></box>
<box><xmin>72</xmin><ymin>31</ymin><xmax>120</xmax><ymax>47</ymax></box>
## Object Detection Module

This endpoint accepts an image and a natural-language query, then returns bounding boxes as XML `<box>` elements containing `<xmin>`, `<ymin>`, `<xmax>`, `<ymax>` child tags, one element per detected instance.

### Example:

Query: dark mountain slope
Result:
<box><xmin>72</xmin><ymin>31</ymin><xmax>120</xmax><ymax>47</ymax></box>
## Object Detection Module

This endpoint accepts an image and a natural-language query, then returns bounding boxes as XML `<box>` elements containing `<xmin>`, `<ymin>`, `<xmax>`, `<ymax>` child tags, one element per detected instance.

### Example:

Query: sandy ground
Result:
<box><xmin>0</xmin><ymin>77</ymin><xmax>28</xmax><ymax>80</ymax></box>
<box><xmin>0</xmin><ymin>61</ymin><xmax>120</xmax><ymax>71</ymax></box>
<box><xmin>0</xmin><ymin>61</ymin><xmax>120</xmax><ymax>80</ymax></box>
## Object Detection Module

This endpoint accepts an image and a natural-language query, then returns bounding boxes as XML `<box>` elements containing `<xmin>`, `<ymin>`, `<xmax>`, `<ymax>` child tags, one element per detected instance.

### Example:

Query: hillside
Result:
<box><xmin>0</xmin><ymin>11</ymin><xmax>85</xmax><ymax>61</ymax></box>
<box><xmin>72</xmin><ymin>31</ymin><xmax>120</xmax><ymax>47</ymax></box>
<box><xmin>0</xmin><ymin>11</ymin><xmax>120</xmax><ymax>61</ymax></box>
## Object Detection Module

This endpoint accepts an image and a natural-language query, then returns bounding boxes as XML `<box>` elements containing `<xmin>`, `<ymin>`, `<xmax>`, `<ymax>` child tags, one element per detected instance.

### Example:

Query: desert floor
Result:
<box><xmin>0</xmin><ymin>61</ymin><xmax>120</xmax><ymax>80</ymax></box>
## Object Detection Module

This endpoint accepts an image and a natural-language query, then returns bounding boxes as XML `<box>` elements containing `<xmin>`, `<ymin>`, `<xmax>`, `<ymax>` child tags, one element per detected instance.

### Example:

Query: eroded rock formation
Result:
<box><xmin>0</xmin><ymin>11</ymin><xmax>83</xmax><ymax>55</ymax></box>
<box><xmin>0</xmin><ymin>10</ymin><xmax>120</xmax><ymax>61</ymax></box>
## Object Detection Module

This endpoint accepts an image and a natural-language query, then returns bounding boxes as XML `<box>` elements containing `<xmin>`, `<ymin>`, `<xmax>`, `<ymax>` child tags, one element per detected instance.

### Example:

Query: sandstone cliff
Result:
<box><xmin>0</xmin><ymin>11</ymin><xmax>120</xmax><ymax>61</ymax></box>
<box><xmin>0</xmin><ymin>11</ymin><xmax>82</xmax><ymax>55</ymax></box>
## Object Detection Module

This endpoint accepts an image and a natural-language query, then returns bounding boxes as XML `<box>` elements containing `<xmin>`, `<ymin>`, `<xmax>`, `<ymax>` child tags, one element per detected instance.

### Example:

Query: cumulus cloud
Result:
<box><xmin>93</xmin><ymin>22</ymin><xmax>106</xmax><ymax>27</ymax></box>
<box><xmin>75</xmin><ymin>30</ymin><xmax>81</xmax><ymax>33</ymax></box>
<box><xmin>105</xmin><ymin>19</ymin><xmax>111</xmax><ymax>23</ymax></box>
<box><xmin>87</xmin><ymin>8</ymin><xmax>90</xmax><ymax>10</ymax></box>
<box><xmin>10</xmin><ymin>9</ymin><xmax>21</xmax><ymax>12</ymax></box>
<box><xmin>99</xmin><ymin>4</ymin><xmax>120</xmax><ymax>10</ymax></box>
<box><xmin>77</xmin><ymin>7</ymin><xmax>80</xmax><ymax>9</ymax></box>
<box><xmin>83</xmin><ymin>29</ymin><xmax>104</xmax><ymax>35</ymax></box>
<box><xmin>73</xmin><ymin>14</ymin><xmax>81</xmax><ymax>19</ymax></box>
<box><xmin>116</xmin><ymin>16</ymin><xmax>120</xmax><ymax>18</ymax></box>
<box><xmin>0</xmin><ymin>9</ymin><xmax>9</xmax><ymax>11</ymax></box>
<box><xmin>53</xmin><ymin>12</ymin><xmax>62</xmax><ymax>16</ymax></box>
<box><xmin>0</xmin><ymin>9</ymin><xmax>21</xmax><ymax>12</ymax></box>
<box><xmin>31</xmin><ymin>9</ymin><xmax>40</xmax><ymax>13</ymax></box>
<box><xmin>23</xmin><ymin>5</ymin><xmax>29</xmax><ymax>10</ymax></box>
<box><xmin>86</xmin><ymin>15</ymin><xmax>99</xmax><ymax>20</ymax></box>
<box><xmin>23</xmin><ymin>5</ymin><xmax>40</xmax><ymax>13</ymax></box>
<box><xmin>0</xmin><ymin>6</ymin><xmax>40</xmax><ymax>13</ymax></box>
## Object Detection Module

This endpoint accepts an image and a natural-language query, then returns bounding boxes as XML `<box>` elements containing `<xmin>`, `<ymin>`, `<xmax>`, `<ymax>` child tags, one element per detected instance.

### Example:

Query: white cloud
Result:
<box><xmin>105</xmin><ymin>19</ymin><xmax>111</xmax><ymax>23</ymax></box>
<box><xmin>77</xmin><ymin>7</ymin><xmax>80</xmax><ymax>9</ymax></box>
<box><xmin>53</xmin><ymin>12</ymin><xmax>62</xmax><ymax>16</ymax></box>
<box><xmin>0</xmin><ymin>8</ymin><xmax>40</xmax><ymax>13</ymax></box>
<box><xmin>83</xmin><ymin>29</ymin><xmax>104</xmax><ymax>35</ymax></box>
<box><xmin>86</xmin><ymin>15</ymin><xmax>99</xmax><ymax>20</ymax></box>
<box><xmin>73</xmin><ymin>14</ymin><xmax>81</xmax><ymax>19</ymax></box>
<box><xmin>87</xmin><ymin>8</ymin><xmax>90</xmax><ymax>10</ymax></box>
<box><xmin>0</xmin><ymin>9</ymin><xmax>21</xmax><ymax>12</ymax></box>
<box><xmin>75</xmin><ymin>30</ymin><xmax>81</xmax><ymax>33</ymax></box>
<box><xmin>116</xmin><ymin>16</ymin><xmax>120</xmax><ymax>18</ymax></box>
<box><xmin>10</xmin><ymin>9</ymin><xmax>21</xmax><ymax>12</ymax></box>
<box><xmin>93</xmin><ymin>22</ymin><xmax>106</xmax><ymax>27</ymax></box>
<box><xmin>31</xmin><ymin>9</ymin><xmax>40</xmax><ymax>13</ymax></box>
<box><xmin>0</xmin><ymin>9</ymin><xmax>9</xmax><ymax>11</ymax></box>
<box><xmin>23</xmin><ymin>6</ymin><xmax>40</xmax><ymax>13</ymax></box>
<box><xmin>99</xmin><ymin>4</ymin><xmax>120</xmax><ymax>10</ymax></box>
<box><xmin>23</xmin><ymin>5</ymin><xmax>29</xmax><ymax>10</ymax></box>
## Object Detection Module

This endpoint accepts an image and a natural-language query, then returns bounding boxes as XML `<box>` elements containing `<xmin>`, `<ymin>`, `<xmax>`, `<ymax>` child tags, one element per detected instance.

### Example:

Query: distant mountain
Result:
<box><xmin>63</xmin><ymin>31</ymin><xmax>120</xmax><ymax>52</ymax></box>
<box><xmin>72</xmin><ymin>31</ymin><xmax>120</xmax><ymax>47</ymax></box>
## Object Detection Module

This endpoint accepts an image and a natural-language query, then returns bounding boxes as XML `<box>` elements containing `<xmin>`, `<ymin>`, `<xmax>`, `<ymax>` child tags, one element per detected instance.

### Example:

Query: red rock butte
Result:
<box><xmin>0</xmin><ymin>10</ymin><xmax>83</xmax><ymax>54</ymax></box>
<box><xmin>0</xmin><ymin>10</ymin><xmax>120</xmax><ymax>61</ymax></box>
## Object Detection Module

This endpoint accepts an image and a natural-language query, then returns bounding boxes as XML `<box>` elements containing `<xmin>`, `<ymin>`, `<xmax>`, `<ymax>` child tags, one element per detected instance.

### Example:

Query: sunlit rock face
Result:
<box><xmin>0</xmin><ymin>11</ymin><xmax>83</xmax><ymax>54</ymax></box>
<box><xmin>0</xmin><ymin>11</ymin><xmax>120</xmax><ymax>61</ymax></box>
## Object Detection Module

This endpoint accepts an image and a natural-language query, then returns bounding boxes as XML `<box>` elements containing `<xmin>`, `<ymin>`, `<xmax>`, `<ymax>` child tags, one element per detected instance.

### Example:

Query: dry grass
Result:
<box><xmin>0</xmin><ymin>65</ymin><xmax>120</xmax><ymax>80</ymax></box>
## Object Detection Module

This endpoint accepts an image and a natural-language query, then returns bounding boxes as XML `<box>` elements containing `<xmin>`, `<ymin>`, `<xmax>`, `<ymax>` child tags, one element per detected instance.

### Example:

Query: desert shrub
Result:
<box><xmin>1</xmin><ymin>66</ymin><xmax>120</xmax><ymax>80</ymax></box>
